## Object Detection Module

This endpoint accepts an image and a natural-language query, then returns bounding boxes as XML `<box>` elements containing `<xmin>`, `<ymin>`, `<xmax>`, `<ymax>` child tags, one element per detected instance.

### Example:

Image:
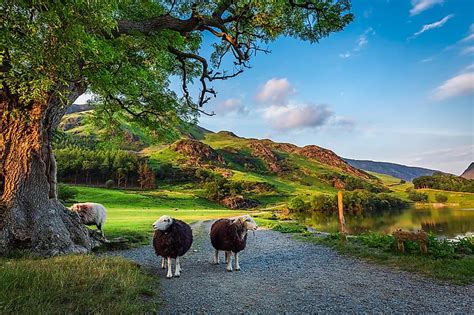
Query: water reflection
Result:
<box><xmin>295</xmin><ymin>206</ymin><xmax>474</xmax><ymax>237</ymax></box>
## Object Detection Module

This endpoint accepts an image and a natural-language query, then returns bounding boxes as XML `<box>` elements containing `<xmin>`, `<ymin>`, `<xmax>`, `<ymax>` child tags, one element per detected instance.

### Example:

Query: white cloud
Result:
<box><xmin>421</xmin><ymin>57</ymin><xmax>434</xmax><ymax>63</ymax></box>
<box><xmin>413</xmin><ymin>14</ymin><xmax>454</xmax><ymax>36</ymax></box>
<box><xmin>433</xmin><ymin>72</ymin><xmax>474</xmax><ymax>100</ymax></box>
<box><xmin>332</xmin><ymin>116</ymin><xmax>356</xmax><ymax>129</ymax></box>
<box><xmin>461</xmin><ymin>46</ymin><xmax>474</xmax><ymax>55</ymax></box>
<box><xmin>255</xmin><ymin>78</ymin><xmax>295</xmax><ymax>105</ymax></box>
<box><xmin>339</xmin><ymin>27</ymin><xmax>375</xmax><ymax>58</ymax></box>
<box><xmin>74</xmin><ymin>92</ymin><xmax>93</xmax><ymax>104</ymax></box>
<box><xmin>363</xmin><ymin>7</ymin><xmax>373</xmax><ymax>18</ymax></box>
<box><xmin>339</xmin><ymin>52</ymin><xmax>351</xmax><ymax>59</ymax></box>
<box><xmin>406</xmin><ymin>144</ymin><xmax>474</xmax><ymax>175</ymax></box>
<box><xmin>215</xmin><ymin>98</ymin><xmax>248</xmax><ymax>116</ymax></box>
<box><xmin>458</xmin><ymin>24</ymin><xmax>474</xmax><ymax>43</ymax></box>
<box><xmin>464</xmin><ymin>64</ymin><xmax>474</xmax><ymax>71</ymax></box>
<box><xmin>262</xmin><ymin>104</ymin><xmax>333</xmax><ymax>131</ymax></box>
<box><xmin>410</xmin><ymin>0</ymin><xmax>444</xmax><ymax>16</ymax></box>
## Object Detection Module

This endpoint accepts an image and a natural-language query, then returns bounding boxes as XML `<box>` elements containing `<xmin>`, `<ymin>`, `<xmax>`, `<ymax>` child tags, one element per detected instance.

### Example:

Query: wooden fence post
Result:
<box><xmin>338</xmin><ymin>191</ymin><xmax>347</xmax><ymax>241</ymax></box>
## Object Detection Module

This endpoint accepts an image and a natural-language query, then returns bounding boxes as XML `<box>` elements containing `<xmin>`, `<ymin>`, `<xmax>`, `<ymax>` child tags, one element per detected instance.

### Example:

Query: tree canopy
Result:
<box><xmin>1</xmin><ymin>0</ymin><xmax>353</xmax><ymax>136</ymax></box>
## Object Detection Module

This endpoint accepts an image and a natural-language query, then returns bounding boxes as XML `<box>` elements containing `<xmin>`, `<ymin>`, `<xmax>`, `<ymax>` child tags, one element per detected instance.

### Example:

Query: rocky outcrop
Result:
<box><xmin>174</xmin><ymin>139</ymin><xmax>225</xmax><ymax>165</ymax></box>
<box><xmin>461</xmin><ymin>162</ymin><xmax>474</xmax><ymax>179</ymax></box>
<box><xmin>249</xmin><ymin>142</ymin><xmax>284</xmax><ymax>173</ymax></box>
<box><xmin>298</xmin><ymin>145</ymin><xmax>371</xmax><ymax>179</ymax></box>
<box><xmin>220</xmin><ymin>195</ymin><xmax>260</xmax><ymax>209</ymax></box>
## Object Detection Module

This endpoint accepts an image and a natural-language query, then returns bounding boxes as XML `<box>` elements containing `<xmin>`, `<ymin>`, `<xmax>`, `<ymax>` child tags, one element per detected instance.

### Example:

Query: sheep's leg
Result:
<box><xmin>97</xmin><ymin>224</ymin><xmax>104</xmax><ymax>237</ymax></box>
<box><xmin>212</xmin><ymin>249</ymin><xmax>219</xmax><ymax>265</ymax></box>
<box><xmin>234</xmin><ymin>252</ymin><xmax>241</xmax><ymax>271</ymax></box>
<box><xmin>166</xmin><ymin>257</ymin><xmax>173</xmax><ymax>279</ymax></box>
<box><xmin>174</xmin><ymin>257</ymin><xmax>181</xmax><ymax>277</ymax></box>
<box><xmin>161</xmin><ymin>257</ymin><xmax>166</xmax><ymax>269</ymax></box>
<box><xmin>225</xmin><ymin>251</ymin><xmax>233</xmax><ymax>272</ymax></box>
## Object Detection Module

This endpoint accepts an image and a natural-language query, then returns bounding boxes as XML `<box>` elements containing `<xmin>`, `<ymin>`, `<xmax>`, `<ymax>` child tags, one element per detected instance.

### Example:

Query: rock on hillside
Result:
<box><xmin>297</xmin><ymin>145</ymin><xmax>371</xmax><ymax>179</ymax></box>
<box><xmin>220</xmin><ymin>195</ymin><xmax>260</xmax><ymax>209</ymax></box>
<box><xmin>173</xmin><ymin>139</ymin><xmax>225</xmax><ymax>165</ymax></box>
<box><xmin>249</xmin><ymin>142</ymin><xmax>284</xmax><ymax>173</ymax></box>
<box><xmin>461</xmin><ymin>162</ymin><xmax>474</xmax><ymax>179</ymax></box>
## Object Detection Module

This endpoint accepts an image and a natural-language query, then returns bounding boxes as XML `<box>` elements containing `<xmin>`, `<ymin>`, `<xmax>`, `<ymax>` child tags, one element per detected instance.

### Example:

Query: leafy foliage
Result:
<box><xmin>57</xmin><ymin>184</ymin><xmax>78</xmax><ymax>203</ymax></box>
<box><xmin>290</xmin><ymin>191</ymin><xmax>408</xmax><ymax>215</ymax></box>
<box><xmin>55</xmin><ymin>148</ymin><xmax>148</xmax><ymax>188</ymax></box>
<box><xmin>2</xmin><ymin>1</ymin><xmax>353</xmax><ymax>134</ymax></box>
<box><xmin>435</xmin><ymin>193</ymin><xmax>448</xmax><ymax>203</ymax></box>
<box><xmin>407</xmin><ymin>189</ymin><xmax>429</xmax><ymax>202</ymax></box>
<box><xmin>413</xmin><ymin>172</ymin><xmax>474</xmax><ymax>193</ymax></box>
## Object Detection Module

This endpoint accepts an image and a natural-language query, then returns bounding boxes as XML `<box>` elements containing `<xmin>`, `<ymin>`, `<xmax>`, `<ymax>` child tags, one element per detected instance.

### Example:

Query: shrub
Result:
<box><xmin>310</xmin><ymin>194</ymin><xmax>336</xmax><ymax>213</ymax></box>
<box><xmin>288</xmin><ymin>196</ymin><xmax>307</xmax><ymax>213</ymax></box>
<box><xmin>407</xmin><ymin>190</ymin><xmax>428</xmax><ymax>202</ymax></box>
<box><xmin>435</xmin><ymin>194</ymin><xmax>448</xmax><ymax>203</ymax></box>
<box><xmin>105</xmin><ymin>179</ymin><xmax>115</xmax><ymax>188</ymax></box>
<box><xmin>400</xmin><ymin>179</ymin><xmax>406</xmax><ymax>184</ymax></box>
<box><xmin>58</xmin><ymin>184</ymin><xmax>78</xmax><ymax>203</ymax></box>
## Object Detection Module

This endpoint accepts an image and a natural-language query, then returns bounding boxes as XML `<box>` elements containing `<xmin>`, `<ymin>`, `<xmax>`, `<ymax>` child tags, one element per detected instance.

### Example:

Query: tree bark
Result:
<box><xmin>0</xmin><ymin>84</ymin><xmax>103</xmax><ymax>255</ymax></box>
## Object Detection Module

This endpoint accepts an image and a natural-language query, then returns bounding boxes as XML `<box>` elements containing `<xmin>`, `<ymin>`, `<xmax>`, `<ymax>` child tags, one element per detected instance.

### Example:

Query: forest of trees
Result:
<box><xmin>55</xmin><ymin>149</ymin><xmax>155</xmax><ymax>189</ymax></box>
<box><xmin>413</xmin><ymin>172</ymin><xmax>474</xmax><ymax>193</ymax></box>
<box><xmin>288</xmin><ymin>190</ymin><xmax>408</xmax><ymax>216</ymax></box>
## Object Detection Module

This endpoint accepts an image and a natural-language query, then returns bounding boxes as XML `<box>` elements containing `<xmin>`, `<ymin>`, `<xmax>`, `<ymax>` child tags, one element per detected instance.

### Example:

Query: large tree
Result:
<box><xmin>0</xmin><ymin>1</ymin><xmax>353</xmax><ymax>255</ymax></box>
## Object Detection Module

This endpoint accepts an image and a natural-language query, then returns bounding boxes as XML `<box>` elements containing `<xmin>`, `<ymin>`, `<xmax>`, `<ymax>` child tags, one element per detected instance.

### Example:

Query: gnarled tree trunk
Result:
<box><xmin>0</xmin><ymin>84</ymin><xmax>101</xmax><ymax>256</ymax></box>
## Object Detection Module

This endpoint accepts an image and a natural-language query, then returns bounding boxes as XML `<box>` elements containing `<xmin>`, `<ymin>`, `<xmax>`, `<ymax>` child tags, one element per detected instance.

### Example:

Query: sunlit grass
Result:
<box><xmin>0</xmin><ymin>255</ymin><xmax>158</xmax><ymax>314</ymax></box>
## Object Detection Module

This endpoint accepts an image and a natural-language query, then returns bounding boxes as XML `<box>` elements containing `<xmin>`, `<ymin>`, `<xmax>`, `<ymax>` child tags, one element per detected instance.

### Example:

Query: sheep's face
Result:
<box><xmin>153</xmin><ymin>215</ymin><xmax>174</xmax><ymax>231</ymax></box>
<box><xmin>239</xmin><ymin>215</ymin><xmax>257</xmax><ymax>231</ymax></box>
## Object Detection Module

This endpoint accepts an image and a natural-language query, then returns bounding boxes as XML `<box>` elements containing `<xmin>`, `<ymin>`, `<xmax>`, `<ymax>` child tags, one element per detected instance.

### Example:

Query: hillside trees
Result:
<box><xmin>413</xmin><ymin>172</ymin><xmax>474</xmax><ymax>193</ymax></box>
<box><xmin>0</xmin><ymin>1</ymin><xmax>353</xmax><ymax>255</ymax></box>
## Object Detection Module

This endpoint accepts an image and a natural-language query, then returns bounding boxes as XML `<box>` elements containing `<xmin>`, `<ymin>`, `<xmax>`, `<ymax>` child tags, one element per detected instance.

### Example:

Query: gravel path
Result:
<box><xmin>108</xmin><ymin>221</ymin><xmax>474</xmax><ymax>314</ymax></box>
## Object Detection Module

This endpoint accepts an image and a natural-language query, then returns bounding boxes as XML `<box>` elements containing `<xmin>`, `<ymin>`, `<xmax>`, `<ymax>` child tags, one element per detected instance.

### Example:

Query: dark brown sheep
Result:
<box><xmin>152</xmin><ymin>215</ymin><xmax>193</xmax><ymax>278</ymax></box>
<box><xmin>210</xmin><ymin>215</ymin><xmax>257</xmax><ymax>272</ymax></box>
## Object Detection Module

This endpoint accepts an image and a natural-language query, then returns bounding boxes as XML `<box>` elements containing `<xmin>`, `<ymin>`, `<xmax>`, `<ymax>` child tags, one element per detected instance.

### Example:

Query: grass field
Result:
<box><xmin>71</xmin><ymin>186</ymin><xmax>248</xmax><ymax>244</ymax></box>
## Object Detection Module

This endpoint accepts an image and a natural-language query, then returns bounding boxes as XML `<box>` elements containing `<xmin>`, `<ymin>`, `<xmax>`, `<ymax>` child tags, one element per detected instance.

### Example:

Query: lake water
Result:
<box><xmin>295</xmin><ymin>206</ymin><xmax>474</xmax><ymax>237</ymax></box>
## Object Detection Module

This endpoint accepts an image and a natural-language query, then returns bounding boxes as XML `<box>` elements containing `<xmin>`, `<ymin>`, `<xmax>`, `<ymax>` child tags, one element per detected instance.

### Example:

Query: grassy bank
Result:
<box><xmin>0</xmin><ymin>255</ymin><xmax>157</xmax><ymax>314</ymax></box>
<box><xmin>299</xmin><ymin>232</ymin><xmax>474</xmax><ymax>285</ymax></box>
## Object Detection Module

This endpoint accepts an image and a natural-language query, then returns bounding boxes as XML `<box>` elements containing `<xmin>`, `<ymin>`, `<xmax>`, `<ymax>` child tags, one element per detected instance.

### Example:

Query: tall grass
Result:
<box><xmin>0</xmin><ymin>255</ymin><xmax>157</xmax><ymax>314</ymax></box>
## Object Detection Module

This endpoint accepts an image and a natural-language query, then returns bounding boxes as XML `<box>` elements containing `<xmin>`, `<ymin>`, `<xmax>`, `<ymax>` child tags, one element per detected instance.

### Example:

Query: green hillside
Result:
<box><xmin>54</xmin><ymin>110</ymin><xmax>401</xmax><ymax>209</ymax></box>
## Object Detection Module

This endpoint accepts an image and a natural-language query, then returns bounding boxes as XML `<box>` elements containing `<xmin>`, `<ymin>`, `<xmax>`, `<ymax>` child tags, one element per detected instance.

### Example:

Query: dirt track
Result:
<box><xmin>109</xmin><ymin>221</ymin><xmax>474</xmax><ymax>314</ymax></box>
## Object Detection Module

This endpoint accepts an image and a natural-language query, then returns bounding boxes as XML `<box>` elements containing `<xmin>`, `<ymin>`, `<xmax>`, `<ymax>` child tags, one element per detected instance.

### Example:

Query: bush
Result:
<box><xmin>203</xmin><ymin>177</ymin><xmax>243</xmax><ymax>202</ymax></box>
<box><xmin>400</xmin><ymin>179</ymin><xmax>406</xmax><ymax>184</ymax></box>
<box><xmin>407</xmin><ymin>189</ymin><xmax>428</xmax><ymax>202</ymax></box>
<box><xmin>288</xmin><ymin>196</ymin><xmax>307</xmax><ymax>213</ymax></box>
<box><xmin>310</xmin><ymin>194</ymin><xmax>336</xmax><ymax>213</ymax></box>
<box><xmin>435</xmin><ymin>193</ymin><xmax>448</xmax><ymax>203</ymax></box>
<box><xmin>58</xmin><ymin>184</ymin><xmax>78</xmax><ymax>203</ymax></box>
<box><xmin>105</xmin><ymin>179</ymin><xmax>115</xmax><ymax>188</ymax></box>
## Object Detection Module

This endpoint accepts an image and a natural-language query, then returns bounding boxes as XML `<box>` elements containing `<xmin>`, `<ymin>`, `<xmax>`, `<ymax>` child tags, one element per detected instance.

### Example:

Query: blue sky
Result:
<box><xmin>76</xmin><ymin>1</ymin><xmax>474</xmax><ymax>174</ymax></box>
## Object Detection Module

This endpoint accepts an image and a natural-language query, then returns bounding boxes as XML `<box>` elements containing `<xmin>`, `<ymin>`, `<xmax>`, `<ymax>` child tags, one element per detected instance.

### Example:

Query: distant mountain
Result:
<box><xmin>344</xmin><ymin>159</ymin><xmax>437</xmax><ymax>182</ymax></box>
<box><xmin>461</xmin><ymin>162</ymin><xmax>474</xmax><ymax>179</ymax></box>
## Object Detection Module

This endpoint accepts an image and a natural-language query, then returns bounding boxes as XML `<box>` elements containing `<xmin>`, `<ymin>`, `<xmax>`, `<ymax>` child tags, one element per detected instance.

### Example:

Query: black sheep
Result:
<box><xmin>152</xmin><ymin>215</ymin><xmax>193</xmax><ymax>278</ymax></box>
<box><xmin>210</xmin><ymin>215</ymin><xmax>257</xmax><ymax>272</ymax></box>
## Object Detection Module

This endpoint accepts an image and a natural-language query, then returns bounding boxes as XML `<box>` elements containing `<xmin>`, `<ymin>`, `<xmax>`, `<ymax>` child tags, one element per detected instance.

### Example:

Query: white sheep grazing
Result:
<box><xmin>70</xmin><ymin>202</ymin><xmax>107</xmax><ymax>236</ymax></box>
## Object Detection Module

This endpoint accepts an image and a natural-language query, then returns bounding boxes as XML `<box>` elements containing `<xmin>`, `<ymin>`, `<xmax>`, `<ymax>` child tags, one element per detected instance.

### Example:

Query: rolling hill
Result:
<box><xmin>55</xmin><ymin>110</ymin><xmax>389</xmax><ymax>205</ymax></box>
<box><xmin>344</xmin><ymin>158</ymin><xmax>437</xmax><ymax>182</ymax></box>
<box><xmin>461</xmin><ymin>163</ymin><xmax>474</xmax><ymax>179</ymax></box>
